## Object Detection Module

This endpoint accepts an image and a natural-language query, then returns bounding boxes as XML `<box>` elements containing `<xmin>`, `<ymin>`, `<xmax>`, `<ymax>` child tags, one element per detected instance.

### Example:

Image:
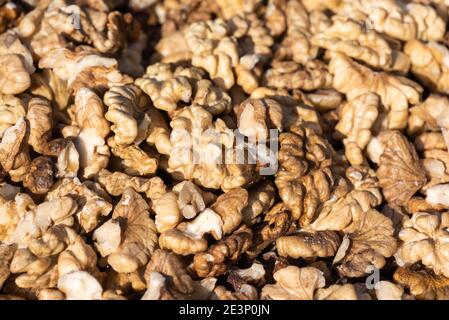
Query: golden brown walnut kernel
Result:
<box><xmin>210</xmin><ymin>188</ymin><xmax>248</xmax><ymax>235</ymax></box>
<box><xmin>304</xmin><ymin>89</ymin><xmax>343</xmax><ymax>112</ymax></box>
<box><xmin>330</xmin><ymin>53</ymin><xmax>422</xmax><ymax>130</ymax></box>
<box><xmin>334</xmin><ymin>93</ymin><xmax>380</xmax><ymax>166</ymax></box>
<box><xmin>155</xmin><ymin>0</ymin><xmax>219</xmax><ymax>37</ymax></box>
<box><xmin>374</xmin><ymin>281</ymin><xmax>405</xmax><ymax>300</ymax></box>
<box><xmin>144</xmin><ymin>249</ymin><xmax>194</xmax><ymax>295</ymax></box>
<box><xmin>168</xmin><ymin>105</ymin><xmax>256</xmax><ymax>190</ymax></box>
<box><xmin>193</xmin><ymin>225</ymin><xmax>253</xmax><ymax>278</ymax></box>
<box><xmin>0</xmin><ymin>117</ymin><xmax>30</xmax><ymax>182</ymax></box>
<box><xmin>104</xmin><ymin>83</ymin><xmax>172</xmax><ymax>156</ymax></box>
<box><xmin>274</xmin><ymin>124</ymin><xmax>341</xmax><ymax>225</ymax></box>
<box><xmin>23</xmin><ymin>156</ymin><xmax>54</xmax><ymax>195</ymax></box>
<box><xmin>272</xmin><ymin>1</ymin><xmax>320</xmax><ymax>64</ymax></box>
<box><xmin>213</xmin><ymin>284</ymin><xmax>259</xmax><ymax>300</ymax></box>
<box><xmin>173</xmin><ymin>181</ymin><xmax>216</xmax><ymax>219</ymax></box>
<box><xmin>261</xmin><ymin>266</ymin><xmax>325</xmax><ymax>300</ymax></box>
<box><xmin>366</xmin><ymin>130</ymin><xmax>396</xmax><ymax>164</ymax></box>
<box><xmin>242</xmin><ymin>180</ymin><xmax>276</xmax><ymax>226</ymax></box>
<box><xmin>184</xmin><ymin>19</ymin><xmax>238</xmax><ymax>90</ymax></box>
<box><xmin>10</xmin><ymin>247</ymin><xmax>58</xmax><ymax>290</ymax></box>
<box><xmin>264</xmin><ymin>60</ymin><xmax>333</xmax><ymax>91</ymax></box>
<box><xmin>94</xmin><ymin>188</ymin><xmax>157</xmax><ymax>273</ymax></box>
<box><xmin>0</xmin><ymin>244</ymin><xmax>14</xmax><ymax>290</ymax></box>
<box><xmin>136</xmin><ymin>62</ymin><xmax>231</xmax><ymax>115</ymax></box>
<box><xmin>377</xmin><ymin>131</ymin><xmax>427</xmax><ymax>205</ymax></box>
<box><xmin>29</xmin><ymin>69</ymin><xmax>70</xmax><ymax>111</ymax></box>
<box><xmin>46</xmin><ymin>178</ymin><xmax>112</xmax><ymax>233</ymax></box>
<box><xmin>408</xmin><ymin>95</ymin><xmax>449</xmax><ymax>136</ymax></box>
<box><xmin>314</xmin><ymin>284</ymin><xmax>362</xmax><ymax>300</ymax></box>
<box><xmin>26</xmin><ymin>97</ymin><xmax>53</xmax><ymax>155</ymax></box>
<box><xmin>421</xmin><ymin>149</ymin><xmax>449</xmax><ymax>187</ymax></box>
<box><xmin>98</xmin><ymin>169</ymin><xmax>166</xmax><ymax>201</ymax></box>
<box><xmin>335</xmin><ymin>0</ymin><xmax>445</xmax><ymax>42</ymax></box>
<box><xmin>0</xmin><ymin>94</ymin><xmax>26</xmax><ymax>139</ymax></box>
<box><xmin>311</xmin><ymin>17</ymin><xmax>398</xmax><ymax>70</ymax></box>
<box><xmin>43</xmin><ymin>4</ymin><xmax>126</xmax><ymax>54</ymax></box>
<box><xmin>405</xmin><ymin>40</ymin><xmax>449</xmax><ymax>94</ymax></box>
<box><xmin>276</xmin><ymin>231</ymin><xmax>341</xmax><ymax>260</ymax></box>
<box><xmin>248</xmin><ymin>203</ymin><xmax>292</xmax><ymax>258</ymax></box>
<box><xmin>395</xmin><ymin>212</ymin><xmax>449</xmax><ymax>278</ymax></box>
<box><xmin>152</xmin><ymin>192</ymin><xmax>183</xmax><ymax>233</ymax></box>
<box><xmin>135</xmin><ymin>63</ymin><xmax>195</xmax><ymax>112</ymax></box>
<box><xmin>39</xmin><ymin>48</ymin><xmax>132</xmax><ymax>94</ymax></box>
<box><xmin>394</xmin><ymin>267</ymin><xmax>449</xmax><ymax>300</ymax></box>
<box><xmin>0</xmin><ymin>54</ymin><xmax>31</xmax><ymax>95</ymax></box>
<box><xmin>107</xmin><ymin>139</ymin><xmax>158</xmax><ymax>176</ymax></box>
<box><xmin>228</xmin><ymin>13</ymin><xmax>273</xmax><ymax>93</ymax></box>
<box><xmin>154</xmin><ymin>31</ymin><xmax>192</xmax><ymax>64</ymax></box>
<box><xmin>414</xmin><ymin>132</ymin><xmax>447</xmax><ymax>152</ymax></box>
<box><xmin>159</xmin><ymin>208</ymin><xmax>224</xmax><ymax>256</ymax></box>
<box><xmin>104</xmin><ymin>84</ymin><xmax>149</xmax><ymax>146</ymax></box>
<box><xmin>249</xmin><ymin>89</ymin><xmax>323</xmax><ymax>134</ymax></box>
<box><xmin>308</xmin><ymin>167</ymin><xmax>396</xmax><ymax>277</ymax></box>
<box><xmin>63</xmin><ymin>88</ymin><xmax>110</xmax><ymax>178</ymax></box>
<box><xmin>235</xmin><ymin>98</ymin><xmax>283</xmax><ymax>141</ymax></box>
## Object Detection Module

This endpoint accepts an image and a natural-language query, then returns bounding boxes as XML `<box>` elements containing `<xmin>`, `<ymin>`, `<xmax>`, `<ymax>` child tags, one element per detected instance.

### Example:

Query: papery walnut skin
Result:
<box><xmin>377</xmin><ymin>131</ymin><xmax>427</xmax><ymax>205</ymax></box>
<box><xmin>193</xmin><ymin>225</ymin><xmax>253</xmax><ymax>278</ymax></box>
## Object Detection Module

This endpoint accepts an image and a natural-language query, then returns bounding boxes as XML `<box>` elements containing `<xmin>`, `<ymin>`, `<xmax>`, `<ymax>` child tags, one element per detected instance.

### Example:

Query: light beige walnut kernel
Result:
<box><xmin>330</xmin><ymin>53</ymin><xmax>422</xmax><ymax>130</ymax></box>
<box><xmin>335</xmin><ymin>93</ymin><xmax>380</xmax><ymax>166</ymax></box>
<box><xmin>261</xmin><ymin>266</ymin><xmax>325</xmax><ymax>300</ymax></box>
<box><xmin>395</xmin><ymin>212</ymin><xmax>449</xmax><ymax>278</ymax></box>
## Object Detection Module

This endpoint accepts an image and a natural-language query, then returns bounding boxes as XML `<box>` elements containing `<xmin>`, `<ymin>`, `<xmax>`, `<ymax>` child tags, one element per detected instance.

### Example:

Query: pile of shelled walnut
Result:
<box><xmin>1</xmin><ymin>0</ymin><xmax>449</xmax><ymax>300</ymax></box>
